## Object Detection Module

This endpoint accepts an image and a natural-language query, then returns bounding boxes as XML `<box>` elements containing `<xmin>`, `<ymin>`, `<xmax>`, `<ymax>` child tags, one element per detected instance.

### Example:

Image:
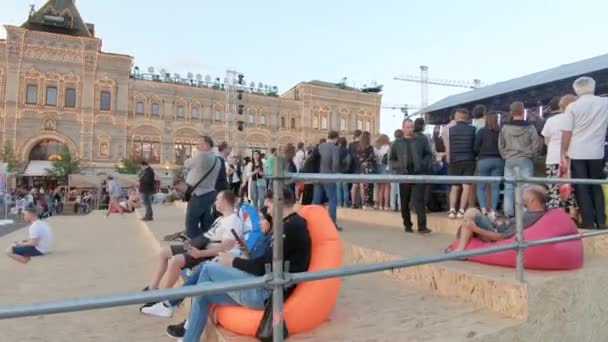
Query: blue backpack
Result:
<box><xmin>237</xmin><ymin>202</ymin><xmax>263</xmax><ymax>252</ymax></box>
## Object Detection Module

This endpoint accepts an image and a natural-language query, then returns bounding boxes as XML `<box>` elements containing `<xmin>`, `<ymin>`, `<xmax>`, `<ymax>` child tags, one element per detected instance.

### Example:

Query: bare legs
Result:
<box><xmin>6</xmin><ymin>245</ymin><xmax>30</xmax><ymax>264</ymax></box>
<box><xmin>149</xmin><ymin>246</ymin><xmax>186</xmax><ymax>290</ymax></box>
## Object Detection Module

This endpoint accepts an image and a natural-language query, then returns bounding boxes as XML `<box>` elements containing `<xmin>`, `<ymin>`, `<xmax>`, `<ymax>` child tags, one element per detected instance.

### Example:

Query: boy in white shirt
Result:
<box><xmin>6</xmin><ymin>207</ymin><xmax>52</xmax><ymax>264</ymax></box>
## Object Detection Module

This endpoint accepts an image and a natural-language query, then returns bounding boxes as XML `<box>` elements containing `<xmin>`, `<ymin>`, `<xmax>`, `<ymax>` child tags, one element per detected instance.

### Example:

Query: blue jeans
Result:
<box><xmin>183</xmin><ymin>262</ymin><xmax>268</xmax><ymax>342</ymax></box>
<box><xmin>141</xmin><ymin>192</ymin><xmax>153</xmax><ymax>219</ymax></box>
<box><xmin>390</xmin><ymin>183</ymin><xmax>400</xmax><ymax>210</ymax></box>
<box><xmin>167</xmin><ymin>264</ymin><xmax>204</xmax><ymax>308</ymax></box>
<box><xmin>251</xmin><ymin>180</ymin><xmax>266</xmax><ymax>209</ymax></box>
<box><xmin>185</xmin><ymin>191</ymin><xmax>216</xmax><ymax>239</ymax></box>
<box><xmin>503</xmin><ymin>158</ymin><xmax>533</xmax><ymax>217</ymax></box>
<box><xmin>476</xmin><ymin>158</ymin><xmax>504</xmax><ymax>211</ymax></box>
<box><xmin>313</xmin><ymin>183</ymin><xmax>338</xmax><ymax>225</ymax></box>
<box><xmin>336</xmin><ymin>182</ymin><xmax>350</xmax><ymax>207</ymax></box>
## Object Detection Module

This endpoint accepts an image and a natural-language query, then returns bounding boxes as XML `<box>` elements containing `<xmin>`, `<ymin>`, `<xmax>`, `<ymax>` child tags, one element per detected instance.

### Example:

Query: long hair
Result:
<box><xmin>485</xmin><ymin>111</ymin><xmax>500</xmax><ymax>131</ymax></box>
<box><xmin>414</xmin><ymin>118</ymin><xmax>425</xmax><ymax>133</ymax></box>
<box><xmin>283</xmin><ymin>144</ymin><xmax>296</xmax><ymax>160</ymax></box>
<box><xmin>359</xmin><ymin>131</ymin><xmax>371</xmax><ymax>149</ymax></box>
<box><xmin>375</xmin><ymin>134</ymin><xmax>390</xmax><ymax>147</ymax></box>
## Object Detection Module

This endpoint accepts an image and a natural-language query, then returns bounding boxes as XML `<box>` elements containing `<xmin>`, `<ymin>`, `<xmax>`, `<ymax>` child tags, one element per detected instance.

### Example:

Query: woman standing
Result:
<box><xmin>283</xmin><ymin>144</ymin><xmax>298</xmax><ymax>195</ymax></box>
<box><xmin>373</xmin><ymin>134</ymin><xmax>391</xmax><ymax>210</ymax></box>
<box><xmin>474</xmin><ymin>111</ymin><xmax>503</xmax><ymax>219</ymax></box>
<box><xmin>541</xmin><ymin>94</ymin><xmax>578</xmax><ymax>220</ymax></box>
<box><xmin>356</xmin><ymin>132</ymin><xmax>375</xmax><ymax>209</ymax></box>
<box><xmin>249</xmin><ymin>151</ymin><xmax>266</xmax><ymax>209</ymax></box>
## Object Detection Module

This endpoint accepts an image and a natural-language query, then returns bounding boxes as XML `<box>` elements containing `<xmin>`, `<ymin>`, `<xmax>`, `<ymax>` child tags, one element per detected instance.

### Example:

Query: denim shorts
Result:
<box><xmin>12</xmin><ymin>245</ymin><xmax>44</xmax><ymax>257</ymax></box>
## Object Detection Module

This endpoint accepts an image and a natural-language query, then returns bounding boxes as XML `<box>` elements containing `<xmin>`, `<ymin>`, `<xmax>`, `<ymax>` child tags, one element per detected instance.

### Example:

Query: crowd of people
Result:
<box><xmin>6</xmin><ymin>75</ymin><xmax>608</xmax><ymax>340</ymax></box>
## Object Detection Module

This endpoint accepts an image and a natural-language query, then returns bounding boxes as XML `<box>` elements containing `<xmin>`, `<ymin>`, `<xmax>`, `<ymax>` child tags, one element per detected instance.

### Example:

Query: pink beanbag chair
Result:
<box><xmin>449</xmin><ymin>209</ymin><xmax>583</xmax><ymax>270</ymax></box>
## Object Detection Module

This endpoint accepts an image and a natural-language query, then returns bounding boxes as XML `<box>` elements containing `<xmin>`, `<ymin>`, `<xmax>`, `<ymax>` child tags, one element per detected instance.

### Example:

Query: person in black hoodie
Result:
<box><xmin>474</xmin><ymin>111</ymin><xmax>504</xmax><ymax>220</ymax></box>
<box><xmin>174</xmin><ymin>187</ymin><xmax>311</xmax><ymax>341</ymax></box>
<box><xmin>447</xmin><ymin>109</ymin><xmax>477</xmax><ymax>219</ymax></box>
<box><xmin>139</xmin><ymin>161</ymin><xmax>155</xmax><ymax>221</ymax></box>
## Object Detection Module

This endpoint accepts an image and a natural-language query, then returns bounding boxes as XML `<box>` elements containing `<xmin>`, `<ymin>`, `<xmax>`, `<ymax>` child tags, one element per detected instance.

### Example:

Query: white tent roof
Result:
<box><xmin>23</xmin><ymin>161</ymin><xmax>54</xmax><ymax>177</ymax></box>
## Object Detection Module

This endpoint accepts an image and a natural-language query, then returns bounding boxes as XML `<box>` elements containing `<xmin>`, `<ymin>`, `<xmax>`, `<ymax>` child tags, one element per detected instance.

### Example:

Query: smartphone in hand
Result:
<box><xmin>231</xmin><ymin>229</ymin><xmax>249</xmax><ymax>258</ymax></box>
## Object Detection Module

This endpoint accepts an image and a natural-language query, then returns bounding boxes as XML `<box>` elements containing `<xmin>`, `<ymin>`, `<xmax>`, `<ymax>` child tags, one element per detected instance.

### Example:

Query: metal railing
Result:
<box><xmin>1</xmin><ymin>158</ymin><xmax>608</xmax><ymax>342</ymax></box>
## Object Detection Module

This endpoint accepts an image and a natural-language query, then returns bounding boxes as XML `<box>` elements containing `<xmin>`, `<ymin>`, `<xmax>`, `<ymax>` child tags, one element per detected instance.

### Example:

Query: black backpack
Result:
<box><xmin>301</xmin><ymin>147</ymin><xmax>321</xmax><ymax>173</ymax></box>
<box><xmin>215</xmin><ymin>156</ymin><xmax>229</xmax><ymax>191</ymax></box>
<box><xmin>339</xmin><ymin>147</ymin><xmax>353</xmax><ymax>174</ymax></box>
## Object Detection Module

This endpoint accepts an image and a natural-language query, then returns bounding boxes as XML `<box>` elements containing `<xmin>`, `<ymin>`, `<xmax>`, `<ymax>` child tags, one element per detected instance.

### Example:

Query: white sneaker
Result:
<box><xmin>448</xmin><ymin>210</ymin><xmax>456</xmax><ymax>219</ymax></box>
<box><xmin>141</xmin><ymin>302</ymin><xmax>174</xmax><ymax>318</ymax></box>
<box><xmin>456</xmin><ymin>210</ymin><xmax>465</xmax><ymax>219</ymax></box>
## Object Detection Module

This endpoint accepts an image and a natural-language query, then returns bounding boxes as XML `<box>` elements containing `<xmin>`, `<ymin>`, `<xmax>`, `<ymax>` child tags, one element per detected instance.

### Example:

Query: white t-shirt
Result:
<box><xmin>204</xmin><ymin>213</ymin><xmax>243</xmax><ymax>242</ymax></box>
<box><xmin>29</xmin><ymin>220</ymin><xmax>52</xmax><ymax>254</ymax></box>
<box><xmin>294</xmin><ymin>150</ymin><xmax>305</xmax><ymax>172</ymax></box>
<box><xmin>374</xmin><ymin>145</ymin><xmax>390</xmax><ymax>168</ymax></box>
<box><xmin>563</xmin><ymin>94</ymin><xmax>608</xmax><ymax>160</ymax></box>
<box><xmin>541</xmin><ymin>113</ymin><xmax>569</xmax><ymax>165</ymax></box>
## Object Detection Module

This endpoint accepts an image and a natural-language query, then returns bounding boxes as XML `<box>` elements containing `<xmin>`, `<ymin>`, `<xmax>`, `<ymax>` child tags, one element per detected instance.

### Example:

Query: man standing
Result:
<box><xmin>313</xmin><ymin>131</ymin><xmax>341</xmax><ymax>230</ymax></box>
<box><xmin>447</xmin><ymin>109</ymin><xmax>477</xmax><ymax>219</ymax></box>
<box><xmin>561</xmin><ymin>77</ymin><xmax>608</xmax><ymax>229</ymax></box>
<box><xmin>215</xmin><ymin>142</ymin><xmax>230</xmax><ymax>192</ymax></box>
<box><xmin>184</xmin><ymin>136</ymin><xmax>221</xmax><ymax>238</ymax></box>
<box><xmin>390</xmin><ymin>119</ymin><xmax>432</xmax><ymax>234</ymax></box>
<box><xmin>6</xmin><ymin>207</ymin><xmax>52</xmax><ymax>264</ymax></box>
<box><xmin>499</xmin><ymin>101</ymin><xmax>541</xmax><ymax>218</ymax></box>
<box><xmin>139</xmin><ymin>161</ymin><xmax>155</xmax><ymax>221</ymax></box>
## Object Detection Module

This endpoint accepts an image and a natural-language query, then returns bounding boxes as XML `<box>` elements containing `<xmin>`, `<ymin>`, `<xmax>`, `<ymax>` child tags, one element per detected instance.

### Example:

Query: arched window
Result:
<box><xmin>280</xmin><ymin>116</ymin><xmax>286</xmax><ymax>129</ymax></box>
<box><xmin>357</xmin><ymin>119</ymin><xmax>363</xmax><ymax>130</ymax></box>
<box><xmin>174</xmin><ymin>140</ymin><xmax>197</xmax><ymax>165</ymax></box>
<box><xmin>191</xmin><ymin>107</ymin><xmax>199</xmax><ymax>119</ymax></box>
<box><xmin>132</xmin><ymin>137</ymin><xmax>161</xmax><ymax>164</ymax></box>
<box><xmin>177</xmin><ymin>106</ymin><xmax>185</xmax><ymax>119</ymax></box>
<box><xmin>249</xmin><ymin>113</ymin><xmax>255</xmax><ymax>125</ymax></box>
<box><xmin>341</xmin><ymin>118</ymin><xmax>346</xmax><ymax>132</ymax></box>
<box><xmin>321</xmin><ymin>115</ymin><xmax>328</xmax><ymax>130</ymax></box>
<box><xmin>214</xmin><ymin>110</ymin><xmax>222</xmax><ymax>121</ymax></box>
<box><xmin>29</xmin><ymin>139</ymin><xmax>68</xmax><ymax>161</ymax></box>
<box><xmin>365</xmin><ymin>120</ymin><xmax>371</xmax><ymax>132</ymax></box>
<box><xmin>151</xmin><ymin>103</ymin><xmax>160</xmax><ymax>116</ymax></box>
<box><xmin>312</xmin><ymin>115</ymin><xmax>319</xmax><ymax>130</ymax></box>
<box><xmin>136</xmin><ymin>101</ymin><xmax>144</xmax><ymax>115</ymax></box>
<box><xmin>290</xmin><ymin>117</ymin><xmax>296</xmax><ymax>129</ymax></box>
<box><xmin>260</xmin><ymin>115</ymin><xmax>266</xmax><ymax>126</ymax></box>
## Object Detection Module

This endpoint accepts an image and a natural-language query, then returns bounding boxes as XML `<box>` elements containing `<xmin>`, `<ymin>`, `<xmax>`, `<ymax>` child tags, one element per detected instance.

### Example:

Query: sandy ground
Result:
<box><xmin>0</xmin><ymin>210</ymin><xmax>174</xmax><ymax>342</ymax></box>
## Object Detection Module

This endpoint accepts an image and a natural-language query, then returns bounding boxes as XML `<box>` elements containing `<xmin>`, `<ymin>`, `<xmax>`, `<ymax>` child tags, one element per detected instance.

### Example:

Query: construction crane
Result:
<box><xmin>382</xmin><ymin>105</ymin><xmax>421</xmax><ymax>119</ymax></box>
<box><xmin>394</xmin><ymin>65</ymin><xmax>485</xmax><ymax>109</ymax></box>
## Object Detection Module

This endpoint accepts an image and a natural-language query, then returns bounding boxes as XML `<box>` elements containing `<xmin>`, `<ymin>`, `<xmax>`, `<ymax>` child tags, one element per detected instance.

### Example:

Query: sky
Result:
<box><xmin>2</xmin><ymin>0</ymin><xmax>608</xmax><ymax>134</ymax></box>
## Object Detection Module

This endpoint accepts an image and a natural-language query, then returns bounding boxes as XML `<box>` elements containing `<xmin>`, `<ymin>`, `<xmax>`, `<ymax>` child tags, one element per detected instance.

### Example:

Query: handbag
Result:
<box><xmin>558</xmin><ymin>162</ymin><xmax>573</xmax><ymax>200</ymax></box>
<box><xmin>255</xmin><ymin>297</ymin><xmax>288</xmax><ymax>342</ymax></box>
<box><xmin>183</xmin><ymin>157</ymin><xmax>218</xmax><ymax>202</ymax></box>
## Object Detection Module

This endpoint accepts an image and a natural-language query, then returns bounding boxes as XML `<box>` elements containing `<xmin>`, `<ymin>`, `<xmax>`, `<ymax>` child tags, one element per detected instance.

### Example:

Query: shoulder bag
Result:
<box><xmin>183</xmin><ymin>157</ymin><xmax>218</xmax><ymax>202</ymax></box>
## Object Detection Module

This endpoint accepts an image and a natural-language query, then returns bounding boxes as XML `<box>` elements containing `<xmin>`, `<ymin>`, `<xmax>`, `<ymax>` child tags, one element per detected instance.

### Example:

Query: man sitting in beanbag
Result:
<box><xmin>449</xmin><ymin>185</ymin><xmax>547</xmax><ymax>252</ymax></box>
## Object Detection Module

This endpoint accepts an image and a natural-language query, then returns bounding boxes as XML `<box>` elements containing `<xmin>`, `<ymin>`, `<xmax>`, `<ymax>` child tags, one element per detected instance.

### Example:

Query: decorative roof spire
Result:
<box><xmin>21</xmin><ymin>0</ymin><xmax>93</xmax><ymax>37</ymax></box>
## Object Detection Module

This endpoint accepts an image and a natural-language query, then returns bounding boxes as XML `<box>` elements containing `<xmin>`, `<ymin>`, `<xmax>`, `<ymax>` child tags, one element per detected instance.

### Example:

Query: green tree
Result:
<box><xmin>0</xmin><ymin>143</ymin><xmax>22</xmax><ymax>174</ymax></box>
<box><xmin>116</xmin><ymin>157</ymin><xmax>141</xmax><ymax>174</ymax></box>
<box><xmin>45</xmin><ymin>148</ymin><xmax>80</xmax><ymax>178</ymax></box>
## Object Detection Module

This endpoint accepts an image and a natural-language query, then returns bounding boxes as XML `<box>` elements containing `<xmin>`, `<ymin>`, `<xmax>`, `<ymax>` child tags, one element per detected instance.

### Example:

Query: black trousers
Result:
<box><xmin>301</xmin><ymin>184</ymin><xmax>314</xmax><ymax>205</ymax></box>
<box><xmin>399</xmin><ymin>182</ymin><xmax>427</xmax><ymax>230</ymax></box>
<box><xmin>571</xmin><ymin>159</ymin><xmax>606</xmax><ymax>228</ymax></box>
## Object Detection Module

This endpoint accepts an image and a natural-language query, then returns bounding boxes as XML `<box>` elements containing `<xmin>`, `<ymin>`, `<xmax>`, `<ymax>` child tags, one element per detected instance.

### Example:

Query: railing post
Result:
<box><xmin>271</xmin><ymin>156</ymin><xmax>285</xmax><ymax>342</ymax></box>
<box><xmin>514</xmin><ymin>167</ymin><xmax>525</xmax><ymax>282</ymax></box>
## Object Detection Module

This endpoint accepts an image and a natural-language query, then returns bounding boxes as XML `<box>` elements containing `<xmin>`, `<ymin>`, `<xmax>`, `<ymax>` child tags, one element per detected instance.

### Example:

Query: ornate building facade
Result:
<box><xmin>0</xmin><ymin>0</ymin><xmax>381</xmax><ymax>178</ymax></box>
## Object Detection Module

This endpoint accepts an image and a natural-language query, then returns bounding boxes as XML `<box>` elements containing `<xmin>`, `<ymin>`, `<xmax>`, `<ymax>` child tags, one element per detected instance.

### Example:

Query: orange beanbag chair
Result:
<box><xmin>448</xmin><ymin>209</ymin><xmax>583</xmax><ymax>270</ymax></box>
<box><xmin>215</xmin><ymin>205</ymin><xmax>342</xmax><ymax>335</ymax></box>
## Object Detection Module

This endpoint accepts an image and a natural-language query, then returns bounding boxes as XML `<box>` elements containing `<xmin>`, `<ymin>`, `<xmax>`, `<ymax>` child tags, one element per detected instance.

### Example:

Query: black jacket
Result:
<box><xmin>474</xmin><ymin>127</ymin><xmax>501</xmax><ymax>159</ymax></box>
<box><xmin>449</xmin><ymin>121</ymin><xmax>476</xmax><ymax>163</ymax></box>
<box><xmin>139</xmin><ymin>167</ymin><xmax>155</xmax><ymax>194</ymax></box>
<box><xmin>389</xmin><ymin>133</ymin><xmax>432</xmax><ymax>174</ymax></box>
